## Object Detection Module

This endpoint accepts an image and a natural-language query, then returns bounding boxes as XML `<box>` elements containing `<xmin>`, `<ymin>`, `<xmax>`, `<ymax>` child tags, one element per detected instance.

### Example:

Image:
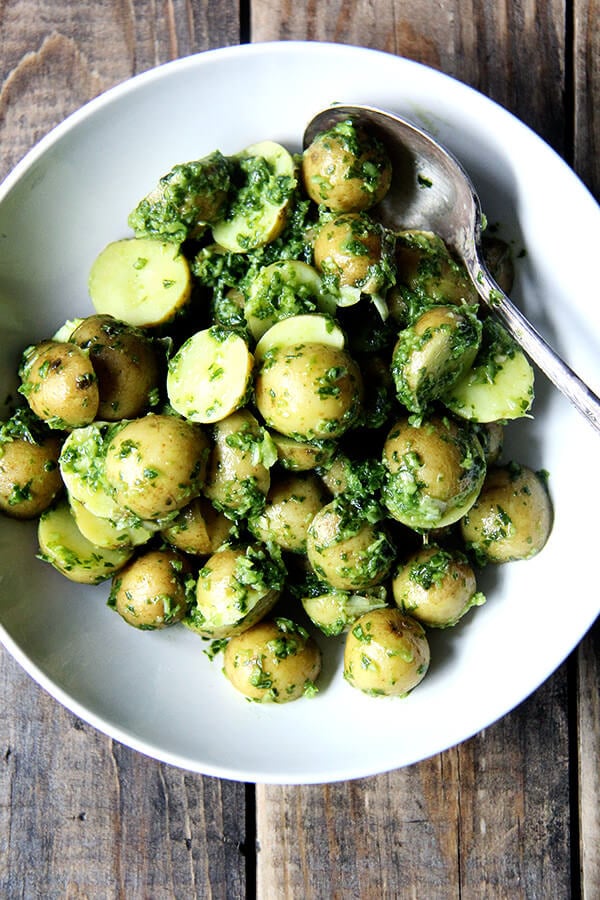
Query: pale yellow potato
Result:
<box><xmin>19</xmin><ymin>340</ymin><xmax>99</xmax><ymax>429</ymax></box>
<box><xmin>0</xmin><ymin>433</ymin><xmax>63</xmax><ymax>519</ymax></box>
<box><xmin>254</xmin><ymin>313</ymin><xmax>345</xmax><ymax>363</ymax></box>
<box><xmin>306</xmin><ymin>500</ymin><xmax>395</xmax><ymax>591</ymax></box>
<box><xmin>71</xmin><ymin>314</ymin><xmax>161</xmax><ymax>421</ymax></box>
<box><xmin>382</xmin><ymin>416</ymin><xmax>486</xmax><ymax>530</ymax></box>
<box><xmin>302</xmin><ymin>587</ymin><xmax>388</xmax><ymax>637</ymax></box>
<box><xmin>110</xmin><ymin>548</ymin><xmax>191</xmax><ymax>629</ymax></box>
<box><xmin>212</xmin><ymin>141</ymin><xmax>296</xmax><ymax>252</ymax></box>
<box><xmin>38</xmin><ymin>499</ymin><xmax>133</xmax><ymax>584</ymax></box>
<box><xmin>302</xmin><ymin>123</ymin><xmax>392</xmax><ymax>212</ymax></box>
<box><xmin>223</xmin><ymin>618</ymin><xmax>321</xmax><ymax>703</ymax></box>
<box><xmin>161</xmin><ymin>496</ymin><xmax>232</xmax><ymax>555</ymax></box>
<box><xmin>313</xmin><ymin>213</ymin><xmax>387</xmax><ymax>294</ymax></box>
<box><xmin>89</xmin><ymin>237</ymin><xmax>192</xmax><ymax>328</ymax></box>
<box><xmin>203</xmin><ymin>409</ymin><xmax>271</xmax><ymax>517</ymax></box>
<box><xmin>391</xmin><ymin>304</ymin><xmax>481</xmax><ymax>413</ymax></box>
<box><xmin>104</xmin><ymin>414</ymin><xmax>209</xmax><ymax>520</ymax></box>
<box><xmin>166</xmin><ymin>327</ymin><xmax>253</xmax><ymax>424</ymax></box>
<box><xmin>392</xmin><ymin>545</ymin><xmax>484</xmax><ymax>628</ymax></box>
<box><xmin>69</xmin><ymin>496</ymin><xmax>153</xmax><ymax>551</ymax></box>
<box><xmin>186</xmin><ymin>545</ymin><xmax>281</xmax><ymax>639</ymax></box>
<box><xmin>249</xmin><ymin>472</ymin><xmax>329</xmax><ymax>553</ymax></box>
<box><xmin>255</xmin><ymin>342</ymin><xmax>363</xmax><ymax>440</ymax></box>
<box><xmin>395</xmin><ymin>230</ymin><xmax>478</xmax><ymax>305</ymax></box>
<box><xmin>269</xmin><ymin>431</ymin><xmax>336</xmax><ymax>472</ymax></box>
<box><xmin>460</xmin><ymin>463</ymin><xmax>553</xmax><ymax>562</ymax></box>
<box><xmin>343</xmin><ymin>608</ymin><xmax>430</xmax><ymax>696</ymax></box>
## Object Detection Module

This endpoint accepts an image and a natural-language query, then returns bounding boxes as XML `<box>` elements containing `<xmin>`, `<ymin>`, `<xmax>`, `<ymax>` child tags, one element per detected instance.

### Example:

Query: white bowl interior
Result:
<box><xmin>1</xmin><ymin>42</ymin><xmax>598</xmax><ymax>783</ymax></box>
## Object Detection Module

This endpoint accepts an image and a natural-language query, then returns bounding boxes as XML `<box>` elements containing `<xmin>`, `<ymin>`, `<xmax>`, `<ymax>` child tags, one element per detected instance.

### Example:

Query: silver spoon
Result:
<box><xmin>303</xmin><ymin>104</ymin><xmax>600</xmax><ymax>435</ymax></box>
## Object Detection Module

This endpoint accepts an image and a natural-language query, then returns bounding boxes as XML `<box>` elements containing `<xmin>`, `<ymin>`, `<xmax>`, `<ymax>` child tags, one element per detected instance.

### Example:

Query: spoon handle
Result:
<box><xmin>475</xmin><ymin>262</ymin><xmax>600</xmax><ymax>435</ymax></box>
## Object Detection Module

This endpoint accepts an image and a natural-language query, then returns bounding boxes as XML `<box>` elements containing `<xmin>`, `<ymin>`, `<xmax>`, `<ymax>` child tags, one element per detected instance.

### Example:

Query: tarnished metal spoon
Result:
<box><xmin>303</xmin><ymin>104</ymin><xmax>600</xmax><ymax>435</ymax></box>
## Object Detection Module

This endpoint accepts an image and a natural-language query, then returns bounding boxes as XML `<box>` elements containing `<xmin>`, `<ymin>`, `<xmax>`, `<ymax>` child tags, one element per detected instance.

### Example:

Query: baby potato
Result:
<box><xmin>203</xmin><ymin>409</ymin><xmax>272</xmax><ymax>518</ymax></box>
<box><xmin>0</xmin><ymin>431</ymin><xmax>63</xmax><ymax>519</ymax></box>
<box><xmin>109</xmin><ymin>548</ymin><xmax>191</xmax><ymax>629</ymax></box>
<box><xmin>185</xmin><ymin>544</ymin><xmax>284</xmax><ymax>639</ymax></box>
<box><xmin>460</xmin><ymin>463</ymin><xmax>553</xmax><ymax>562</ymax></box>
<box><xmin>223</xmin><ymin>617</ymin><xmax>321</xmax><ymax>703</ymax></box>
<box><xmin>343</xmin><ymin>607</ymin><xmax>430</xmax><ymax>696</ymax></box>
<box><xmin>302</xmin><ymin>120</ymin><xmax>392</xmax><ymax>212</ymax></box>
<box><xmin>38</xmin><ymin>498</ymin><xmax>133</xmax><ymax>584</ymax></box>
<box><xmin>391</xmin><ymin>304</ymin><xmax>481</xmax><ymax>414</ymax></box>
<box><xmin>269</xmin><ymin>431</ymin><xmax>336</xmax><ymax>472</ymax></box>
<box><xmin>313</xmin><ymin>212</ymin><xmax>391</xmax><ymax>294</ymax></box>
<box><xmin>255</xmin><ymin>342</ymin><xmax>363</xmax><ymax>440</ymax></box>
<box><xmin>382</xmin><ymin>416</ymin><xmax>486</xmax><ymax>530</ymax></box>
<box><xmin>307</xmin><ymin>499</ymin><xmax>396</xmax><ymax>591</ymax></box>
<box><xmin>249</xmin><ymin>472</ymin><xmax>330</xmax><ymax>553</ymax></box>
<box><xmin>104</xmin><ymin>414</ymin><xmax>209</xmax><ymax>520</ymax></box>
<box><xmin>392</xmin><ymin>545</ymin><xmax>485</xmax><ymax>628</ymax></box>
<box><xmin>70</xmin><ymin>314</ymin><xmax>161</xmax><ymax>420</ymax></box>
<box><xmin>161</xmin><ymin>496</ymin><xmax>232</xmax><ymax>555</ymax></box>
<box><xmin>302</xmin><ymin>585</ymin><xmax>388</xmax><ymax>636</ymax></box>
<box><xmin>395</xmin><ymin>230</ymin><xmax>479</xmax><ymax>306</ymax></box>
<box><xmin>19</xmin><ymin>340</ymin><xmax>99</xmax><ymax>429</ymax></box>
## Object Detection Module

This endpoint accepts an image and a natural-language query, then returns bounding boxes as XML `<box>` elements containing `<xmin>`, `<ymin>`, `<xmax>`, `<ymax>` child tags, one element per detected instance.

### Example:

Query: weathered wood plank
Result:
<box><xmin>252</xmin><ymin>3</ymin><xmax>579</xmax><ymax>898</ymax></box>
<box><xmin>578</xmin><ymin>622</ymin><xmax>600</xmax><ymax>898</ymax></box>
<box><xmin>256</xmin><ymin>669</ymin><xmax>572</xmax><ymax>899</ymax></box>
<box><xmin>251</xmin><ymin>0</ymin><xmax>566</xmax><ymax>153</ymax></box>
<box><xmin>0</xmin><ymin>648</ymin><xmax>248</xmax><ymax>899</ymax></box>
<box><xmin>574</xmin><ymin>0</ymin><xmax>600</xmax><ymax>197</ymax></box>
<box><xmin>0</xmin><ymin>0</ymin><xmax>239</xmax><ymax>174</ymax></box>
<box><xmin>0</xmin><ymin>3</ymin><xmax>247</xmax><ymax>898</ymax></box>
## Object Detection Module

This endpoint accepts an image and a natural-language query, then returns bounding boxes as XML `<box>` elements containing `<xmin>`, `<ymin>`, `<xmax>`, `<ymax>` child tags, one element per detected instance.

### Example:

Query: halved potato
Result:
<box><xmin>89</xmin><ymin>237</ymin><xmax>192</xmax><ymax>327</ymax></box>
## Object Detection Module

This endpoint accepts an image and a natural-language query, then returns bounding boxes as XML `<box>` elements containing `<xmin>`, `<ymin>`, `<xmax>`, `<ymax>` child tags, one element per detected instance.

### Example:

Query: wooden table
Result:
<box><xmin>1</xmin><ymin>3</ymin><xmax>598</xmax><ymax>897</ymax></box>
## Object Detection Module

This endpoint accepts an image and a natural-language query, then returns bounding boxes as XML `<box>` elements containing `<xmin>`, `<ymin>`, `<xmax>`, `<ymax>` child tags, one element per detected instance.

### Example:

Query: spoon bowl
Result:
<box><xmin>304</xmin><ymin>104</ymin><xmax>600</xmax><ymax>434</ymax></box>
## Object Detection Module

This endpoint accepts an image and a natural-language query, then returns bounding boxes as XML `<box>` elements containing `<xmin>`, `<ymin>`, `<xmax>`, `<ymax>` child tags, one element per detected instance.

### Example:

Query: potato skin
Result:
<box><xmin>382</xmin><ymin>416</ymin><xmax>486</xmax><ymax>530</ymax></box>
<box><xmin>392</xmin><ymin>545</ymin><xmax>483</xmax><ymax>628</ymax></box>
<box><xmin>460</xmin><ymin>463</ymin><xmax>553</xmax><ymax>562</ymax></box>
<box><xmin>223</xmin><ymin>618</ymin><xmax>321</xmax><ymax>703</ymax></box>
<box><xmin>110</xmin><ymin>548</ymin><xmax>191</xmax><ymax>629</ymax></box>
<box><xmin>302</xmin><ymin>123</ymin><xmax>392</xmax><ymax>212</ymax></box>
<box><xmin>343</xmin><ymin>608</ymin><xmax>430</xmax><ymax>696</ymax></box>
<box><xmin>189</xmin><ymin>545</ymin><xmax>283</xmax><ymax>639</ymax></box>
<box><xmin>71</xmin><ymin>314</ymin><xmax>161</xmax><ymax>420</ymax></box>
<box><xmin>19</xmin><ymin>340</ymin><xmax>99</xmax><ymax>428</ymax></box>
<box><xmin>313</xmin><ymin>213</ymin><xmax>388</xmax><ymax>294</ymax></box>
<box><xmin>104</xmin><ymin>414</ymin><xmax>209</xmax><ymax>520</ymax></box>
<box><xmin>306</xmin><ymin>499</ymin><xmax>395</xmax><ymax>590</ymax></box>
<box><xmin>255</xmin><ymin>342</ymin><xmax>363</xmax><ymax>440</ymax></box>
<box><xmin>161</xmin><ymin>496</ymin><xmax>232</xmax><ymax>555</ymax></box>
<box><xmin>203</xmin><ymin>409</ymin><xmax>270</xmax><ymax>517</ymax></box>
<box><xmin>249</xmin><ymin>472</ymin><xmax>330</xmax><ymax>553</ymax></box>
<box><xmin>0</xmin><ymin>433</ymin><xmax>63</xmax><ymax>518</ymax></box>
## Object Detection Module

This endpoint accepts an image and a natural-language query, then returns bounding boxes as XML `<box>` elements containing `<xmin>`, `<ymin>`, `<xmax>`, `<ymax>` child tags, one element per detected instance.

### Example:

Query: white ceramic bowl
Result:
<box><xmin>1</xmin><ymin>42</ymin><xmax>598</xmax><ymax>784</ymax></box>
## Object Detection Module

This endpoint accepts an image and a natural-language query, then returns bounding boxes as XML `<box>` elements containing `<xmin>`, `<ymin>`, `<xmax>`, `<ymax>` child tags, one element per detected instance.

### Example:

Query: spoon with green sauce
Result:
<box><xmin>303</xmin><ymin>104</ymin><xmax>600</xmax><ymax>435</ymax></box>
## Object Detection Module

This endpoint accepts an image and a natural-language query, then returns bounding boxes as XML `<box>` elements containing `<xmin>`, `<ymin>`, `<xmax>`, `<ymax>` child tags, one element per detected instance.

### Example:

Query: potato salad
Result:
<box><xmin>0</xmin><ymin>117</ymin><xmax>553</xmax><ymax>703</ymax></box>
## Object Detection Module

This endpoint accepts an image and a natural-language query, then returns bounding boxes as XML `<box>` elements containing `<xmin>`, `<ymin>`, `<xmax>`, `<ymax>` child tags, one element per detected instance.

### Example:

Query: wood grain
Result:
<box><xmin>0</xmin><ymin>3</ymin><xmax>247</xmax><ymax>898</ymax></box>
<box><xmin>256</xmin><ymin>669</ymin><xmax>572</xmax><ymax>899</ymax></box>
<box><xmin>0</xmin><ymin>0</ymin><xmax>598</xmax><ymax>896</ymax></box>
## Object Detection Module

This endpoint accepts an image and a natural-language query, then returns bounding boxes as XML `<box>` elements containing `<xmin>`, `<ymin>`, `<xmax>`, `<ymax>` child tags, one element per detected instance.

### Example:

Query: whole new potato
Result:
<box><xmin>19</xmin><ymin>340</ymin><xmax>99</xmax><ymax>429</ymax></box>
<box><xmin>71</xmin><ymin>314</ymin><xmax>161</xmax><ymax>420</ymax></box>
<box><xmin>302</xmin><ymin>120</ymin><xmax>392</xmax><ymax>212</ymax></box>
<box><xmin>344</xmin><ymin>608</ymin><xmax>430</xmax><ymax>696</ymax></box>
<box><xmin>255</xmin><ymin>342</ymin><xmax>363</xmax><ymax>440</ymax></box>
<box><xmin>0</xmin><ymin>430</ymin><xmax>63</xmax><ymax>519</ymax></box>
<box><xmin>223</xmin><ymin>617</ymin><xmax>321</xmax><ymax>703</ymax></box>
<box><xmin>104</xmin><ymin>414</ymin><xmax>209</xmax><ymax>520</ymax></box>
<box><xmin>109</xmin><ymin>548</ymin><xmax>191</xmax><ymax>628</ymax></box>
<box><xmin>460</xmin><ymin>463</ymin><xmax>553</xmax><ymax>562</ymax></box>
